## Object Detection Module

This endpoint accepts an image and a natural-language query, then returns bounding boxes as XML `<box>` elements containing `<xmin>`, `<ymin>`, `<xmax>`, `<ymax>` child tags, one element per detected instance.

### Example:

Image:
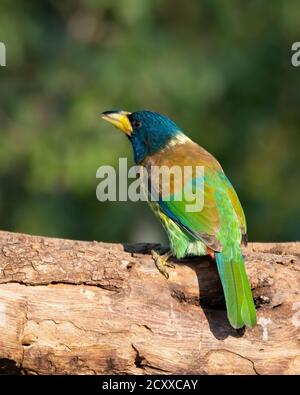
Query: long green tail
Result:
<box><xmin>215</xmin><ymin>245</ymin><xmax>256</xmax><ymax>329</ymax></box>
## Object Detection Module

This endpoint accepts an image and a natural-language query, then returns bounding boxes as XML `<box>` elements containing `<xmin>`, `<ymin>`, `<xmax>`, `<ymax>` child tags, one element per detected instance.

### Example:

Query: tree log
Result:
<box><xmin>0</xmin><ymin>230</ymin><xmax>299</xmax><ymax>375</ymax></box>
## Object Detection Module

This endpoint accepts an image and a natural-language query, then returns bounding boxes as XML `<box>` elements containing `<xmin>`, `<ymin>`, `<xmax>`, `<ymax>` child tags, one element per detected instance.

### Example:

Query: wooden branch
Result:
<box><xmin>0</xmin><ymin>230</ymin><xmax>299</xmax><ymax>375</ymax></box>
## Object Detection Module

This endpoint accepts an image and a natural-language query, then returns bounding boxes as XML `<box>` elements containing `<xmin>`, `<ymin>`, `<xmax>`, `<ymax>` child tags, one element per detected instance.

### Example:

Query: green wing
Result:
<box><xmin>221</xmin><ymin>173</ymin><xmax>247</xmax><ymax>242</ymax></box>
<box><xmin>157</xmin><ymin>167</ymin><xmax>223</xmax><ymax>251</ymax></box>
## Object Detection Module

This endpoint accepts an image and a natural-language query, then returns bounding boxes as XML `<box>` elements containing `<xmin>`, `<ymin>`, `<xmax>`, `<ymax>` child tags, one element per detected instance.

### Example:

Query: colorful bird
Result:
<box><xmin>102</xmin><ymin>110</ymin><xmax>256</xmax><ymax>329</ymax></box>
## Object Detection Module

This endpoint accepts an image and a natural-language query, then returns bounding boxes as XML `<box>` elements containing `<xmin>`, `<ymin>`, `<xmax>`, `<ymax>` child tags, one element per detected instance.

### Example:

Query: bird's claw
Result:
<box><xmin>151</xmin><ymin>249</ymin><xmax>174</xmax><ymax>279</ymax></box>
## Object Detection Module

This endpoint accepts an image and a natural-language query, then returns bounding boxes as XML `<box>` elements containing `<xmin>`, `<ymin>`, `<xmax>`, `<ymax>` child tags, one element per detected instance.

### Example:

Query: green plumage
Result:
<box><xmin>214</xmin><ymin>186</ymin><xmax>256</xmax><ymax>328</ymax></box>
<box><xmin>215</xmin><ymin>248</ymin><xmax>256</xmax><ymax>328</ymax></box>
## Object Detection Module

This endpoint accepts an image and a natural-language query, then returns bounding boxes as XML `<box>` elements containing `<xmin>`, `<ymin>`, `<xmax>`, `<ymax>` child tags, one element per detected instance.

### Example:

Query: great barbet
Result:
<box><xmin>102</xmin><ymin>110</ymin><xmax>256</xmax><ymax>329</ymax></box>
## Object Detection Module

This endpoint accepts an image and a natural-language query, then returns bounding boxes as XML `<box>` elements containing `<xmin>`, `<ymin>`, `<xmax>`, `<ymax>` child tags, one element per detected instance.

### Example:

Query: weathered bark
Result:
<box><xmin>0</xmin><ymin>230</ymin><xmax>299</xmax><ymax>375</ymax></box>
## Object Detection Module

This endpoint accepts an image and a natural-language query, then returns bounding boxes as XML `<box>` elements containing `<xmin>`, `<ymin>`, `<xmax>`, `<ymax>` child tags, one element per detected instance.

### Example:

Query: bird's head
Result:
<box><xmin>101</xmin><ymin>110</ymin><xmax>183</xmax><ymax>163</ymax></box>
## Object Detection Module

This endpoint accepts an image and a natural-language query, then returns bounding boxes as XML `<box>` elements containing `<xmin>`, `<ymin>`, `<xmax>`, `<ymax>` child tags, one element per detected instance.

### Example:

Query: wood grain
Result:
<box><xmin>0</xmin><ymin>231</ymin><xmax>299</xmax><ymax>374</ymax></box>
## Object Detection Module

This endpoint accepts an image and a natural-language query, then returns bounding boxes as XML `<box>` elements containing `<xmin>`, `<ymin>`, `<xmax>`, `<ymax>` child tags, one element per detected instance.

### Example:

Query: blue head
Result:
<box><xmin>102</xmin><ymin>110</ymin><xmax>183</xmax><ymax>163</ymax></box>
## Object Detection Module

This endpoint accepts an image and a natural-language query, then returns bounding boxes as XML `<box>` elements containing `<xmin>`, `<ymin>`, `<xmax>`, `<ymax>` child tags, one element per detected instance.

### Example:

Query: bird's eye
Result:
<box><xmin>133</xmin><ymin>120</ymin><xmax>142</xmax><ymax>129</ymax></box>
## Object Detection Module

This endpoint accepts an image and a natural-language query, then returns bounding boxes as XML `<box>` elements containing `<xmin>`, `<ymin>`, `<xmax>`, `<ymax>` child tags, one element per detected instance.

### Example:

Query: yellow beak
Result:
<box><xmin>101</xmin><ymin>110</ymin><xmax>133</xmax><ymax>136</ymax></box>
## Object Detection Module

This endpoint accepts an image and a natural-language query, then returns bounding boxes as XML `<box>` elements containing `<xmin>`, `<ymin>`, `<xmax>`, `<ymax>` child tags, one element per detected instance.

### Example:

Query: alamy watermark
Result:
<box><xmin>96</xmin><ymin>158</ymin><xmax>204</xmax><ymax>213</ymax></box>
<box><xmin>0</xmin><ymin>42</ymin><xmax>6</xmax><ymax>66</ymax></box>
<box><xmin>291</xmin><ymin>42</ymin><xmax>300</xmax><ymax>67</ymax></box>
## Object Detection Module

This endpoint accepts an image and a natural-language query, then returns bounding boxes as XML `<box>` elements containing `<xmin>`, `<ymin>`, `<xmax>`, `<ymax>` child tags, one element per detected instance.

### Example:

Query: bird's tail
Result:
<box><xmin>215</xmin><ymin>245</ymin><xmax>256</xmax><ymax>329</ymax></box>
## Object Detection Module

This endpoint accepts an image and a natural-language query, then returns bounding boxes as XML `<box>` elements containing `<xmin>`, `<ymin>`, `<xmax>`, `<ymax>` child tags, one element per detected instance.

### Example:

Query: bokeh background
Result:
<box><xmin>0</xmin><ymin>0</ymin><xmax>299</xmax><ymax>244</ymax></box>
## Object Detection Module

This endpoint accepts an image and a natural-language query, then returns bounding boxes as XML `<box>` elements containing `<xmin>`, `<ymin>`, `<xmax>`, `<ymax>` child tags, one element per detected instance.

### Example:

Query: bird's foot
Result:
<box><xmin>151</xmin><ymin>250</ymin><xmax>174</xmax><ymax>279</ymax></box>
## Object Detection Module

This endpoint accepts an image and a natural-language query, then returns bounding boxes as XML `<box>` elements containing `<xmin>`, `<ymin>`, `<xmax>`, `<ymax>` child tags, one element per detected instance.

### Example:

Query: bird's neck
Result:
<box><xmin>131</xmin><ymin>131</ymin><xmax>190</xmax><ymax>163</ymax></box>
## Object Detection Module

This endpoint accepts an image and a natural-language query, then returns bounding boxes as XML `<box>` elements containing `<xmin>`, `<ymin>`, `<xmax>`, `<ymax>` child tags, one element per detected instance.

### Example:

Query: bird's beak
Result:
<box><xmin>101</xmin><ymin>110</ymin><xmax>133</xmax><ymax>136</ymax></box>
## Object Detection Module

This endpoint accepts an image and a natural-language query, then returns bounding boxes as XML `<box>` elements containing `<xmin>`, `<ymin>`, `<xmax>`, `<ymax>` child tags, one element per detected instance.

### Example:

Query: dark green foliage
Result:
<box><xmin>0</xmin><ymin>0</ymin><xmax>299</xmax><ymax>242</ymax></box>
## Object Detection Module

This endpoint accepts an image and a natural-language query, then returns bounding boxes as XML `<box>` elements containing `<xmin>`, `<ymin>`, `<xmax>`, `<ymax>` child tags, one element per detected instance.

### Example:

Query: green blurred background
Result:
<box><xmin>0</xmin><ymin>0</ymin><xmax>299</xmax><ymax>244</ymax></box>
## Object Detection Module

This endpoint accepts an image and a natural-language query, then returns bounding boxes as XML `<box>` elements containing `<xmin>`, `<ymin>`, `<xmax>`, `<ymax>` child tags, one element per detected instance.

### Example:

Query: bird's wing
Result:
<box><xmin>221</xmin><ymin>174</ymin><xmax>247</xmax><ymax>243</ymax></box>
<box><xmin>144</xmin><ymin>140</ymin><xmax>230</xmax><ymax>251</ymax></box>
<box><xmin>156</xmin><ymin>167</ymin><xmax>223</xmax><ymax>251</ymax></box>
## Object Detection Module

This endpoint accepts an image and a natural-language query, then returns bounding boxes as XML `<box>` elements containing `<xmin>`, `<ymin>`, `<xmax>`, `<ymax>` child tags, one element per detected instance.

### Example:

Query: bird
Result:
<box><xmin>101</xmin><ymin>110</ymin><xmax>256</xmax><ymax>329</ymax></box>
